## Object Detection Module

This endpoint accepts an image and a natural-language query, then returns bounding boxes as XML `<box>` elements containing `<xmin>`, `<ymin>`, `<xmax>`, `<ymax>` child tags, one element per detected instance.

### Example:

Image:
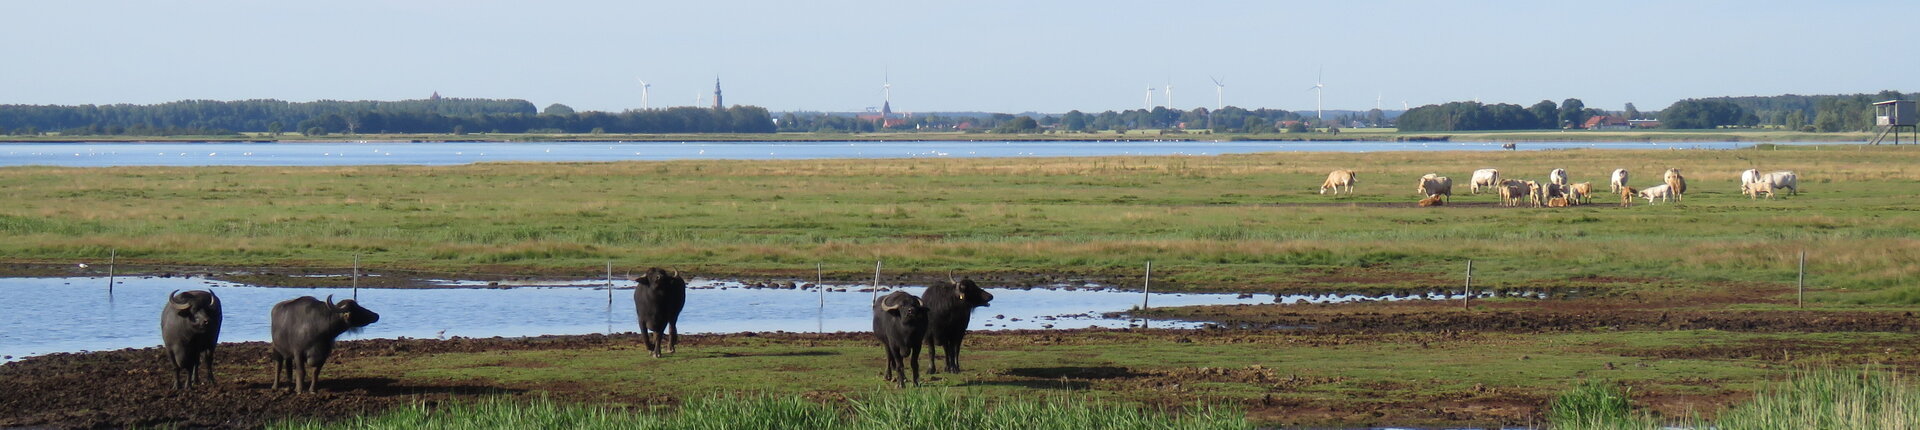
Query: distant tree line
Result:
<box><xmin>776</xmin><ymin>106</ymin><xmax>1323</xmax><ymax>134</ymax></box>
<box><xmin>1700</xmin><ymin>91</ymin><xmax>1914</xmax><ymax>132</ymax></box>
<box><xmin>1397</xmin><ymin>99</ymin><xmax>1606</xmax><ymax>131</ymax></box>
<box><xmin>0</xmin><ymin>98</ymin><xmax>775</xmax><ymax>136</ymax></box>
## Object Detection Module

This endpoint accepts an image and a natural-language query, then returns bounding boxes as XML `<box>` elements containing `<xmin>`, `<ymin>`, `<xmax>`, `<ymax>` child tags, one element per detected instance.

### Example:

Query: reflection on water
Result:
<box><xmin>0</xmin><ymin>140</ymin><xmax>1810</xmax><ymax>167</ymax></box>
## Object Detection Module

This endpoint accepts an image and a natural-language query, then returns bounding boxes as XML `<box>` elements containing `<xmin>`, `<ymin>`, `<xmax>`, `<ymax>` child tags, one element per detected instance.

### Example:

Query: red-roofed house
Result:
<box><xmin>1584</xmin><ymin>115</ymin><xmax>1631</xmax><ymax>130</ymax></box>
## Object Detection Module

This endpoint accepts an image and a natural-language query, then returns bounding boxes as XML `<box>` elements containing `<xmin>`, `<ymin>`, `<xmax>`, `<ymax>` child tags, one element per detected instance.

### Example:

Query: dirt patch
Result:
<box><xmin>1625</xmin><ymin>337</ymin><xmax>1920</xmax><ymax>365</ymax></box>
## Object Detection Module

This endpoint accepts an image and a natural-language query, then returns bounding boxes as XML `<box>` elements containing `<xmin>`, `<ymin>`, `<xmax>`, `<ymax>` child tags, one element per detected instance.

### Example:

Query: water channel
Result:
<box><xmin>0</xmin><ymin>275</ymin><xmax>1519</xmax><ymax>361</ymax></box>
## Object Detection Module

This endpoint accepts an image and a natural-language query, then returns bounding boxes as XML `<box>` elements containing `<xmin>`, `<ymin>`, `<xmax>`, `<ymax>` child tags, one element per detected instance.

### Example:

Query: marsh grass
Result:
<box><xmin>1714</xmin><ymin>368</ymin><xmax>1920</xmax><ymax>429</ymax></box>
<box><xmin>5</xmin><ymin>145</ymin><xmax>1919</xmax><ymax>299</ymax></box>
<box><xmin>1549</xmin><ymin>368</ymin><xmax>1920</xmax><ymax>430</ymax></box>
<box><xmin>266</xmin><ymin>390</ymin><xmax>1248</xmax><ymax>430</ymax></box>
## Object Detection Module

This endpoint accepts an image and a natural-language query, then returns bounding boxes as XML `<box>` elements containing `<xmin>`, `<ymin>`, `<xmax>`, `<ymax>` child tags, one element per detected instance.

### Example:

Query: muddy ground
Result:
<box><xmin>6</xmin><ymin>308</ymin><xmax>1920</xmax><ymax>429</ymax></box>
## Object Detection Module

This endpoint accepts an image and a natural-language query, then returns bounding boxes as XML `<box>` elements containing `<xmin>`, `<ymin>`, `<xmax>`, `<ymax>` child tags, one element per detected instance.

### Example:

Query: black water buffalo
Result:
<box><xmin>632</xmin><ymin>267</ymin><xmax>687</xmax><ymax>358</ymax></box>
<box><xmin>872</xmin><ymin>290</ymin><xmax>929</xmax><ymax>387</ymax></box>
<box><xmin>269</xmin><ymin>295</ymin><xmax>379</xmax><ymax>393</ymax></box>
<box><xmin>923</xmin><ymin>278</ymin><xmax>993</xmax><ymax>374</ymax></box>
<box><xmin>159</xmin><ymin>289</ymin><xmax>223</xmax><ymax>389</ymax></box>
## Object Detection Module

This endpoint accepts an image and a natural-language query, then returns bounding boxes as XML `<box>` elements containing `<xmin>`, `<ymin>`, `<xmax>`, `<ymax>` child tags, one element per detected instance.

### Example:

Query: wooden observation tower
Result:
<box><xmin>1870</xmin><ymin>100</ymin><xmax>1916</xmax><ymax>145</ymax></box>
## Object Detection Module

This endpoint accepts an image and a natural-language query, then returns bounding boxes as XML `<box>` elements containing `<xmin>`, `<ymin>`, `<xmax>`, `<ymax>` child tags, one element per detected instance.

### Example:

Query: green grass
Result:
<box><xmin>1548</xmin><ymin>379</ymin><xmax>1641</xmax><ymax>429</ymax></box>
<box><xmin>266</xmin><ymin>390</ymin><xmax>1248</xmax><ymax>430</ymax></box>
<box><xmin>263</xmin><ymin>329</ymin><xmax>1914</xmax><ymax>427</ymax></box>
<box><xmin>1549</xmin><ymin>368</ymin><xmax>1920</xmax><ymax>430</ymax></box>
<box><xmin>5</xmin><ymin>145</ymin><xmax>1919</xmax><ymax>301</ymax></box>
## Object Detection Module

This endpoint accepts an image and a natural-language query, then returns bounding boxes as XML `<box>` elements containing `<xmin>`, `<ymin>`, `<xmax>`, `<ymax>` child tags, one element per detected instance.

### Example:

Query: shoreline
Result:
<box><xmin>0</xmin><ymin>129</ymin><xmax>1877</xmax><ymax>144</ymax></box>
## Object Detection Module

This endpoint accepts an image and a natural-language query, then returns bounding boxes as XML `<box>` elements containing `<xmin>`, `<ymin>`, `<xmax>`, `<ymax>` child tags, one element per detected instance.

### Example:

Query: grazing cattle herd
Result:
<box><xmin>1317</xmin><ymin>165</ymin><xmax>1800</xmax><ymax>208</ymax></box>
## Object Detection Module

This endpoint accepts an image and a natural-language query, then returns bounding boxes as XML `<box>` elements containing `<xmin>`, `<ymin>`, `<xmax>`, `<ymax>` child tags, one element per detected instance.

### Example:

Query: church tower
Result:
<box><xmin>712</xmin><ymin>78</ymin><xmax>723</xmax><ymax>110</ymax></box>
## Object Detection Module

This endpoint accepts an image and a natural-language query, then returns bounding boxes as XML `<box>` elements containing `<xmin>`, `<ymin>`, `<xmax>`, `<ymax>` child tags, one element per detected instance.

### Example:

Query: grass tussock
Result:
<box><xmin>267</xmin><ymin>390</ymin><xmax>1247</xmax><ymax>430</ymax></box>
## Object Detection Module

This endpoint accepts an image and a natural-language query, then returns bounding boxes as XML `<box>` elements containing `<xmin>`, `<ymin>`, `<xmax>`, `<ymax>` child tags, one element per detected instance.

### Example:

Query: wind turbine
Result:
<box><xmin>1210</xmin><ymin>76</ymin><xmax>1225</xmax><ymax>110</ymax></box>
<box><xmin>1164</xmin><ymin>80</ymin><xmax>1174</xmax><ymax>109</ymax></box>
<box><xmin>636</xmin><ymin>77</ymin><xmax>651</xmax><ymax>110</ymax></box>
<box><xmin>1375</xmin><ymin>92</ymin><xmax>1382</xmax><ymax>111</ymax></box>
<box><xmin>1144</xmin><ymin>87</ymin><xmax>1154</xmax><ymax>110</ymax></box>
<box><xmin>1306</xmin><ymin>67</ymin><xmax>1325</xmax><ymax>122</ymax></box>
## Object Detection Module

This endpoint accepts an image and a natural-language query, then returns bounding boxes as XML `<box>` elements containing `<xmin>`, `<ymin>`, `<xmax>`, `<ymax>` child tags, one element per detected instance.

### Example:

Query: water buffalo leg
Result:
<box><xmin>925</xmin><ymin>336</ymin><xmax>940</xmax><ymax>374</ymax></box>
<box><xmin>290</xmin><ymin>355</ymin><xmax>305</xmax><ymax>393</ymax></box>
<box><xmin>170</xmin><ymin>349</ymin><xmax>187</xmax><ymax>389</ymax></box>
<box><xmin>667</xmin><ymin>322</ymin><xmax>677</xmax><ymax>354</ymax></box>
<box><xmin>945</xmin><ymin>338</ymin><xmax>962</xmax><ymax>373</ymax></box>
<box><xmin>908</xmin><ymin>344</ymin><xmax>921</xmax><ymax>386</ymax></box>
<box><xmin>202</xmin><ymin>348</ymin><xmax>217</xmax><ymax>385</ymax></box>
<box><xmin>641</xmin><ymin>328</ymin><xmax>658</xmax><ymax>358</ymax></box>
<box><xmin>309</xmin><ymin>360</ymin><xmax>325</xmax><ymax>393</ymax></box>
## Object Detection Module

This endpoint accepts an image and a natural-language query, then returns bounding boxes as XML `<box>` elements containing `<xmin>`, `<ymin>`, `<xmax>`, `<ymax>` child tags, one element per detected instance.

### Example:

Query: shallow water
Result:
<box><xmin>2</xmin><ymin>276</ymin><xmax>1293</xmax><ymax>361</ymax></box>
<box><xmin>0</xmin><ymin>140</ymin><xmax>1817</xmax><ymax>167</ymax></box>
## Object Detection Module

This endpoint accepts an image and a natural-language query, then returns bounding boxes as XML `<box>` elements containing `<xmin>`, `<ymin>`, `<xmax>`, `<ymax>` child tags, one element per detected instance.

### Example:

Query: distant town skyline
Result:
<box><xmin>1</xmin><ymin>1</ymin><xmax>1913</xmax><ymax>114</ymax></box>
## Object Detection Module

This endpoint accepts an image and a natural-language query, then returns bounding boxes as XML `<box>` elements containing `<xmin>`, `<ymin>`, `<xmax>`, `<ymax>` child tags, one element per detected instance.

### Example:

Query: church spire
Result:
<box><xmin>712</xmin><ymin>77</ymin><xmax>723</xmax><ymax>110</ymax></box>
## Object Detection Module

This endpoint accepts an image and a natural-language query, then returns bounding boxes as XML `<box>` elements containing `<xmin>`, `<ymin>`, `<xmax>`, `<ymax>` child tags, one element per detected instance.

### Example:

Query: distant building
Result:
<box><xmin>1629</xmin><ymin>119</ymin><xmax>1662</xmax><ymax>129</ymax></box>
<box><xmin>1584</xmin><ymin>115</ymin><xmax>1631</xmax><ymax>130</ymax></box>
<box><xmin>712</xmin><ymin>78</ymin><xmax>724</xmax><ymax>110</ymax></box>
<box><xmin>856</xmin><ymin>96</ymin><xmax>910</xmax><ymax>128</ymax></box>
<box><xmin>429</xmin><ymin>91</ymin><xmax>442</xmax><ymax>101</ymax></box>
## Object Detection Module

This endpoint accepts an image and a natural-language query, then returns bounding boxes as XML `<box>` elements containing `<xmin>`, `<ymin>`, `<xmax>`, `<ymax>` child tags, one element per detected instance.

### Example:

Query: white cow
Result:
<box><xmin>1742</xmin><ymin>180</ymin><xmax>1778</xmax><ymax>199</ymax></box>
<box><xmin>1549</xmin><ymin>168</ymin><xmax>1568</xmax><ymax>186</ymax></box>
<box><xmin>1739</xmin><ymin>168</ymin><xmax>1760</xmax><ymax>189</ymax></box>
<box><xmin>1638</xmin><ymin>183</ymin><xmax>1674</xmax><ymax>204</ymax></box>
<box><xmin>1663</xmin><ymin>169</ymin><xmax>1687</xmax><ymax>202</ymax></box>
<box><xmin>1497</xmin><ymin>179</ymin><xmax>1528</xmax><ymax>207</ymax></box>
<box><xmin>1469</xmin><ymin>169</ymin><xmax>1501</xmax><ymax>194</ymax></box>
<box><xmin>1320</xmin><ymin>169</ymin><xmax>1357</xmax><ymax>195</ymax></box>
<box><xmin>1419</xmin><ymin>175</ymin><xmax>1453</xmax><ymax>202</ymax></box>
<box><xmin>1610</xmin><ymin>169</ymin><xmax>1629</xmax><ymax>193</ymax></box>
<box><xmin>1758</xmin><ymin>171</ymin><xmax>1797</xmax><ymax>196</ymax></box>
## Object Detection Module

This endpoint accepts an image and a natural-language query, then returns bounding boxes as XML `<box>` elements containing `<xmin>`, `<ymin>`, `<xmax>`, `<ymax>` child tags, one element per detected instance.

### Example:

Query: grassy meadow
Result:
<box><xmin>226</xmin><ymin>329</ymin><xmax>1920</xmax><ymax>427</ymax></box>
<box><xmin>3</xmin><ymin>144</ymin><xmax>1919</xmax><ymax>302</ymax></box>
<box><xmin>268</xmin><ymin>390</ymin><xmax>1249</xmax><ymax>430</ymax></box>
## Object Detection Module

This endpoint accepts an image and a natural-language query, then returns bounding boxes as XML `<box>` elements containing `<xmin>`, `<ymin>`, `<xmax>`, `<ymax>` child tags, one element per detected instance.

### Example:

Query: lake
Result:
<box><xmin>0</xmin><ymin>140</ymin><xmax>1818</xmax><ymax>167</ymax></box>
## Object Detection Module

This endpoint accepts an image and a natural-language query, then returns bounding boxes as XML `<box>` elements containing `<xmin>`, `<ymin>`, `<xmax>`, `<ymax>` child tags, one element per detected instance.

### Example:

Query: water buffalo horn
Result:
<box><xmin>169</xmin><ymin>290</ymin><xmax>192</xmax><ymax>310</ymax></box>
<box><xmin>880</xmin><ymin>297</ymin><xmax>900</xmax><ymax>312</ymax></box>
<box><xmin>325</xmin><ymin>294</ymin><xmax>334</xmax><ymax>306</ymax></box>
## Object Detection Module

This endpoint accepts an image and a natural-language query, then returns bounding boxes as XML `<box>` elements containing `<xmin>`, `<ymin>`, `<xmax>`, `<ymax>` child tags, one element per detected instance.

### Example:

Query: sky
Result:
<box><xmin>0</xmin><ymin>1</ymin><xmax>1911</xmax><ymax>114</ymax></box>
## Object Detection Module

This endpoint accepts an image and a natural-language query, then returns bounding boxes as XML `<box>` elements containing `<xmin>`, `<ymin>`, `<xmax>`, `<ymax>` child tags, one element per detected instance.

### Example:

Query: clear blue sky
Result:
<box><xmin>1</xmin><ymin>1</ymin><xmax>1909</xmax><ymax>114</ymax></box>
